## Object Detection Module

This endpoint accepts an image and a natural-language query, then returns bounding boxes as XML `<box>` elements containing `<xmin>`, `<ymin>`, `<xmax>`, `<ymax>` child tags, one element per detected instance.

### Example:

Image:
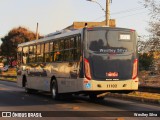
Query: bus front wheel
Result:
<box><xmin>51</xmin><ymin>80</ymin><xmax>61</xmax><ymax>100</ymax></box>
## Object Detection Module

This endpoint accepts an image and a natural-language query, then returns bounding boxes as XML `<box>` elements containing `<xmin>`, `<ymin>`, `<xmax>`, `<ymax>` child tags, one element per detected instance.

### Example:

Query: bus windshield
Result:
<box><xmin>87</xmin><ymin>30</ymin><xmax>133</xmax><ymax>54</ymax></box>
<box><xmin>86</xmin><ymin>29</ymin><xmax>137</xmax><ymax>80</ymax></box>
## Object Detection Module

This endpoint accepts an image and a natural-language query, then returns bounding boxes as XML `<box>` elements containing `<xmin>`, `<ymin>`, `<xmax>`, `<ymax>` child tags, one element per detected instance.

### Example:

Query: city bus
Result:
<box><xmin>17</xmin><ymin>26</ymin><xmax>139</xmax><ymax>100</ymax></box>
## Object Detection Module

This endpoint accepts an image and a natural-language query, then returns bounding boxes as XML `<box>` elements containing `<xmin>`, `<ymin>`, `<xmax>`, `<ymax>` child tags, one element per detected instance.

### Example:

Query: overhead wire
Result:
<box><xmin>92</xmin><ymin>6</ymin><xmax>147</xmax><ymax>21</ymax></box>
<box><xmin>111</xmin><ymin>7</ymin><xmax>145</xmax><ymax>15</ymax></box>
<box><xmin>115</xmin><ymin>11</ymin><xmax>148</xmax><ymax>19</ymax></box>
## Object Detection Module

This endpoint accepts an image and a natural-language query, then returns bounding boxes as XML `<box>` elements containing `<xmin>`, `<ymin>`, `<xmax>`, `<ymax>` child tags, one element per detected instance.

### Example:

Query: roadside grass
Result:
<box><xmin>0</xmin><ymin>68</ymin><xmax>17</xmax><ymax>82</ymax></box>
<box><xmin>0</xmin><ymin>68</ymin><xmax>17</xmax><ymax>76</ymax></box>
<box><xmin>128</xmin><ymin>91</ymin><xmax>160</xmax><ymax>100</ymax></box>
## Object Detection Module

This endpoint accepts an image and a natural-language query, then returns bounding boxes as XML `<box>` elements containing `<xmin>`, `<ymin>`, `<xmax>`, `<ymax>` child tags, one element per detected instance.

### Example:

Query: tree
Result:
<box><xmin>139</xmin><ymin>52</ymin><xmax>154</xmax><ymax>71</ymax></box>
<box><xmin>1</xmin><ymin>26</ymin><xmax>39</xmax><ymax>64</ymax></box>
<box><xmin>138</xmin><ymin>0</ymin><xmax>160</xmax><ymax>72</ymax></box>
<box><xmin>142</xmin><ymin>0</ymin><xmax>160</xmax><ymax>51</ymax></box>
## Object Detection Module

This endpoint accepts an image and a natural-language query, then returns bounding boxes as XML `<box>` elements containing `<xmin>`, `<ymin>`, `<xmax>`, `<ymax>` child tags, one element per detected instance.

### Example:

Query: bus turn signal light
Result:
<box><xmin>132</xmin><ymin>59</ymin><xmax>138</xmax><ymax>79</ymax></box>
<box><xmin>84</xmin><ymin>58</ymin><xmax>91</xmax><ymax>80</ymax></box>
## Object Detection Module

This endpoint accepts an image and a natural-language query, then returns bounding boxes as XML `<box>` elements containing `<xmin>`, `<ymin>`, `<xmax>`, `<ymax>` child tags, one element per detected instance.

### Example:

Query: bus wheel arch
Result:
<box><xmin>22</xmin><ymin>75</ymin><xmax>33</xmax><ymax>93</ymax></box>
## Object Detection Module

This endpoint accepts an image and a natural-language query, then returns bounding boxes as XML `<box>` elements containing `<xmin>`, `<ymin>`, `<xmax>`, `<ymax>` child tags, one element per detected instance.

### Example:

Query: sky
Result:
<box><xmin>0</xmin><ymin>0</ymin><xmax>150</xmax><ymax>44</ymax></box>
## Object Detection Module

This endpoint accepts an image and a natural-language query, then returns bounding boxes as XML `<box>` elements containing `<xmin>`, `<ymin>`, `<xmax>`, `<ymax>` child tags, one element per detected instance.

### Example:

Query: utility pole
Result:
<box><xmin>106</xmin><ymin>0</ymin><xmax>110</xmax><ymax>26</ymax></box>
<box><xmin>36</xmin><ymin>22</ymin><xmax>39</xmax><ymax>40</ymax></box>
<box><xmin>87</xmin><ymin>0</ymin><xmax>113</xmax><ymax>26</ymax></box>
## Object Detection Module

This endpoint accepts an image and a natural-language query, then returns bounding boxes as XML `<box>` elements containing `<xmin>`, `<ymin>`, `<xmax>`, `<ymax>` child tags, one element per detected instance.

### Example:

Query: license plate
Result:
<box><xmin>106</xmin><ymin>72</ymin><xmax>118</xmax><ymax>77</ymax></box>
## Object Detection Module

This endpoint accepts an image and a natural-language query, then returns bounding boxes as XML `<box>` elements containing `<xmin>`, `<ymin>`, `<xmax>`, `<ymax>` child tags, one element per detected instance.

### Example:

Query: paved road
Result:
<box><xmin>0</xmin><ymin>80</ymin><xmax>159</xmax><ymax>120</ymax></box>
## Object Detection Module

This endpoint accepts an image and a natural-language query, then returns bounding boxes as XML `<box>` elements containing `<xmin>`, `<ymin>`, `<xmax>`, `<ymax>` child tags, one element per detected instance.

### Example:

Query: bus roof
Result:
<box><xmin>18</xmin><ymin>26</ymin><xmax>136</xmax><ymax>47</ymax></box>
<box><xmin>18</xmin><ymin>28</ymin><xmax>83</xmax><ymax>47</ymax></box>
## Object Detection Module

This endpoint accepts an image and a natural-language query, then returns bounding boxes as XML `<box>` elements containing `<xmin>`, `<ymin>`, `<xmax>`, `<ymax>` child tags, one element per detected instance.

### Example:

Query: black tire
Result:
<box><xmin>89</xmin><ymin>94</ymin><xmax>105</xmax><ymax>101</ymax></box>
<box><xmin>51</xmin><ymin>80</ymin><xmax>61</xmax><ymax>100</ymax></box>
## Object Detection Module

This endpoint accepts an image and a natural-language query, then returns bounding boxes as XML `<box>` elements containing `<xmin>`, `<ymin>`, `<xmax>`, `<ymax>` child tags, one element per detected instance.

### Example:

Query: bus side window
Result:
<box><xmin>64</xmin><ymin>38</ymin><xmax>72</xmax><ymax>61</ymax></box>
<box><xmin>63</xmin><ymin>50</ymin><xmax>70</xmax><ymax>61</ymax></box>
<box><xmin>29</xmin><ymin>46</ymin><xmax>32</xmax><ymax>63</ymax></box>
<box><xmin>17</xmin><ymin>47</ymin><xmax>22</xmax><ymax>65</ymax></box>
<box><xmin>33</xmin><ymin>45</ymin><xmax>37</xmax><ymax>62</ymax></box>
<box><xmin>74</xmin><ymin>35</ymin><xmax>81</xmax><ymax>61</ymax></box>
<box><xmin>39</xmin><ymin>44</ymin><xmax>44</xmax><ymax>62</ymax></box>
<box><xmin>52</xmin><ymin>41</ymin><xmax>58</xmax><ymax>62</ymax></box>
<box><xmin>29</xmin><ymin>46</ymin><xmax>36</xmax><ymax>63</ymax></box>
<box><xmin>58</xmin><ymin>40</ymin><xmax>64</xmax><ymax>61</ymax></box>
<box><xmin>44</xmin><ymin>42</ymin><xmax>50</xmax><ymax>62</ymax></box>
<box><xmin>37</xmin><ymin>44</ymin><xmax>41</xmax><ymax>62</ymax></box>
<box><xmin>59</xmin><ymin>40</ymin><xmax>64</xmax><ymax>50</ymax></box>
<box><xmin>64</xmin><ymin>39</ymin><xmax>70</xmax><ymax>49</ymax></box>
<box><xmin>50</xmin><ymin>42</ymin><xmax>54</xmax><ymax>62</ymax></box>
<box><xmin>70</xmin><ymin>37</ymin><xmax>75</xmax><ymax>61</ymax></box>
<box><xmin>22</xmin><ymin>46</ymin><xmax>29</xmax><ymax>64</ymax></box>
<box><xmin>58</xmin><ymin>51</ymin><xmax>64</xmax><ymax>61</ymax></box>
<box><xmin>54</xmin><ymin>41</ymin><xmax>59</xmax><ymax>51</ymax></box>
<box><xmin>70</xmin><ymin>49</ymin><xmax>74</xmax><ymax>61</ymax></box>
<box><xmin>70</xmin><ymin>37</ymin><xmax>74</xmax><ymax>49</ymax></box>
<box><xmin>50</xmin><ymin>42</ymin><xmax>53</xmax><ymax>52</ymax></box>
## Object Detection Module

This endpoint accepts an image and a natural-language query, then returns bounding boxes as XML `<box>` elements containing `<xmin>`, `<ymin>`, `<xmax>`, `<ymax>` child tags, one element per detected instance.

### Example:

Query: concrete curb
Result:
<box><xmin>108</xmin><ymin>93</ymin><xmax>160</xmax><ymax>105</ymax></box>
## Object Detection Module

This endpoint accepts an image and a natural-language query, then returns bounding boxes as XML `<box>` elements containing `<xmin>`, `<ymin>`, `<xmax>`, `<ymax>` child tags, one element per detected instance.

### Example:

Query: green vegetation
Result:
<box><xmin>138</xmin><ymin>0</ymin><xmax>160</xmax><ymax>72</ymax></box>
<box><xmin>139</xmin><ymin>53</ymin><xmax>154</xmax><ymax>71</ymax></box>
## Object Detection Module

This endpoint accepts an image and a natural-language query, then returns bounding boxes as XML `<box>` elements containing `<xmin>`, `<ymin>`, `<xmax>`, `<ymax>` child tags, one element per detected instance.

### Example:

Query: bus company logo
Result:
<box><xmin>2</xmin><ymin>112</ymin><xmax>11</xmax><ymax>117</ymax></box>
<box><xmin>1</xmin><ymin>112</ymin><xmax>42</xmax><ymax>118</ymax></box>
<box><xmin>85</xmin><ymin>83</ymin><xmax>91</xmax><ymax>88</ymax></box>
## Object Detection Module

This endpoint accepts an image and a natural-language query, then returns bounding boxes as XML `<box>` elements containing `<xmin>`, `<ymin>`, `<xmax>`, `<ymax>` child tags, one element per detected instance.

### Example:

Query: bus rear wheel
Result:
<box><xmin>51</xmin><ymin>80</ymin><xmax>61</xmax><ymax>100</ymax></box>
